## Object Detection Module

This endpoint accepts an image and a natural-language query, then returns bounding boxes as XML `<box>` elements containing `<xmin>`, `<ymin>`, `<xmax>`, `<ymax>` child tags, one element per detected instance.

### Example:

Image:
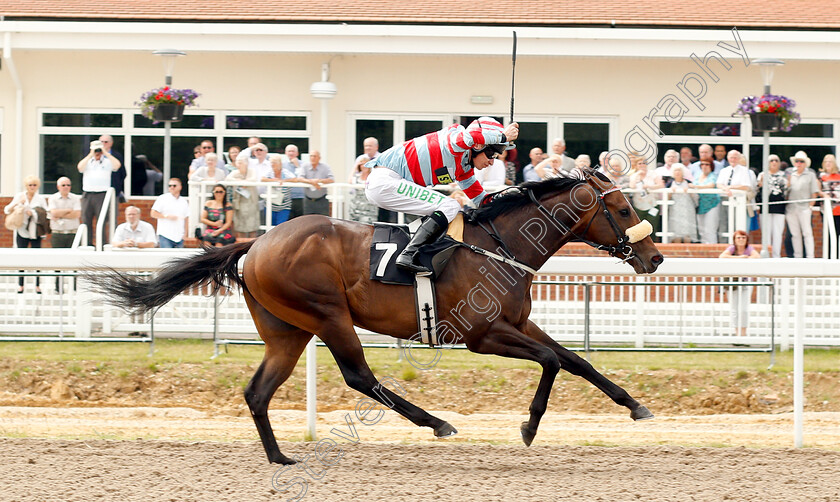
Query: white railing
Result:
<box><xmin>94</xmin><ymin>187</ymin><xmax>117</xmax><ymax>251</ymax></box>
<box><xmin>1</xmin><ymin>249</ymin><xmax>839</xmax><ymax>349</ymax></box>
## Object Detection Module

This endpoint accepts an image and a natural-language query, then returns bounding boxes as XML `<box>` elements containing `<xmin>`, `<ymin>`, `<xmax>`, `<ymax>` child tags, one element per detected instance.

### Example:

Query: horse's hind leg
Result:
<box><xmin>320</xmin><ymin>320</ymin><xmax>456</xmax><ymax>438</ymax></box>
<box><xmin>523</xmin><ymin>320</ymin><xmax>653</xmax><ymax>421</ymax></box>
<box><xmin>243</xmin><ymin>289</ymin><xmax>313</xmax><ymax>464</ymax></box>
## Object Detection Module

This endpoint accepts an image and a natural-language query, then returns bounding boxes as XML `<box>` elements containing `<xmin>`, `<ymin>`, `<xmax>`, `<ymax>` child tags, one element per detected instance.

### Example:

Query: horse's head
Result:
<box><xmin>570</xmin><ymin>169</ymin><xmax>663</xmax><ymax>273</ymax></box>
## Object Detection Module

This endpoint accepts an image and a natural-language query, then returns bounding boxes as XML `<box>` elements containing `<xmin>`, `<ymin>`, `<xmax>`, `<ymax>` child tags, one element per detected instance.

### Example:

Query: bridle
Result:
<box><xmin>526</xmin><ymin>179</ymin><xmax>637</xmax><ymax>263</ymax></box>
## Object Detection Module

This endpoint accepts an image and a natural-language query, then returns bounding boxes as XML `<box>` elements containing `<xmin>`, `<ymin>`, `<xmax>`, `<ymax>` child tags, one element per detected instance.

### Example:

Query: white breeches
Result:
<box><xmin>365</xmin><ymin>167</ymin><xmax>461</xmax><ymax>222</ymax></box>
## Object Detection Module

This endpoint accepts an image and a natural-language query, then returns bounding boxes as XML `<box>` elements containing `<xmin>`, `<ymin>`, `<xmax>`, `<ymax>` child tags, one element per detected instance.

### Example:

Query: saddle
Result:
<box><xmin>369</xmin><ymin>213</ymin><xmax>463</xmax><ymax>286</ymax></box>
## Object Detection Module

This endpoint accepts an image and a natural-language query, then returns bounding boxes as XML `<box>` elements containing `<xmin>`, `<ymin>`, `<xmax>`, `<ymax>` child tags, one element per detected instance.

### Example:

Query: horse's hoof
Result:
<box><xmin>270</xmin><ymin>454</ymin><xmax>297</xmax><ymax>465</ymax></box>
<box><xmin>434</xmin><ymin>422</ymin><xmax>458</xmax><ymax>438</ymax></box>
<box><xmin>631</xmin><ymin>405</ymin><xmax>654</xmax><ymax>421</ymax></box>
<box><xmin>520</xmin><ymin>421</ymin><xmax>536</xmax><ymax>447</ymax></box>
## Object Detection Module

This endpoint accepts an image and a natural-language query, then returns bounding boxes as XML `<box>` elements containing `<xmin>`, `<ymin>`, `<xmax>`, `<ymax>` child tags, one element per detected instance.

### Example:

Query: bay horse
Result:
<box><xmin>93</xmin><ymin>169</ymin><xmax>663</xmax><ymax>464</ymax></box>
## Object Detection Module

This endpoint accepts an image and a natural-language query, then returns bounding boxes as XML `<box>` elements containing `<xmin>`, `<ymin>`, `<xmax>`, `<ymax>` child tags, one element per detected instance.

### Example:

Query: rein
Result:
<box><xmin>526</xmin><ymin>183</ymin><xmax>637</xmax><ymax>263</ymax></box>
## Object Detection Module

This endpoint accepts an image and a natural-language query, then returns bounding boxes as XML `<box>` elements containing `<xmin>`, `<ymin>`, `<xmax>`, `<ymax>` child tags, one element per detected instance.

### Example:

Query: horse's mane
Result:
<box><xmin>469</xmin><ymin>169</ymin><xmax>603</xmax><ymax>223</ymax></box>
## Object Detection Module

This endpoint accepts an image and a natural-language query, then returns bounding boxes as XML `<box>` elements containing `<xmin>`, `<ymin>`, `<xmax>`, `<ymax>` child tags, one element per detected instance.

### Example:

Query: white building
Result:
<box><xmin>1</xmin><ymin>1</ymin><xmax>839</xmax><ymax>196</ymax></box>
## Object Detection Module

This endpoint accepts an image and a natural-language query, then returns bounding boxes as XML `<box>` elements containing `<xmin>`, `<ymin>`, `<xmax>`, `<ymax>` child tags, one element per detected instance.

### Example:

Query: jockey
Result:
<box><xmin>365</xmin><ymin>117</ymin><xmax>519</xmax><ymax>273</ymax></box>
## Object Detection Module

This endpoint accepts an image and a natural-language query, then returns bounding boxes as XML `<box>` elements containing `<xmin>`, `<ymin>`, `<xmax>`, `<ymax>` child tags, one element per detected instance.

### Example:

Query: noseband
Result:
<box><xmin>527</xmin><ymin>182</ymin><xmax>637</xmax><ymax>263</ymax></box>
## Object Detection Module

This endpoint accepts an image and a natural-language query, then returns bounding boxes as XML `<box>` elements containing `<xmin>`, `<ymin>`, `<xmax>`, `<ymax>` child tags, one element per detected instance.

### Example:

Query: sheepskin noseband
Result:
<box><xmin>625</xmin><ymin>220</ymin><xmax>652</xmax><ymax>244</ymax></box>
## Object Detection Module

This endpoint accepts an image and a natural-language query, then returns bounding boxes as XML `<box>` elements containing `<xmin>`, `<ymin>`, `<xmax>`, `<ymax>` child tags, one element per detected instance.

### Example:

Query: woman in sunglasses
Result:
<box><xmin>199</xmin><ymin>184</ymin><xmax>235</xmax><ymax>247</ymax></box>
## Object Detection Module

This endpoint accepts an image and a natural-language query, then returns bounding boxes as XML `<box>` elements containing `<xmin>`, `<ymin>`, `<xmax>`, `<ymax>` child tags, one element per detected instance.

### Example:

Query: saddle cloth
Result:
<box><xmin>368</xmin><ymin>214</ymin><xmax>463</xmax><ymax>286</ymax></box>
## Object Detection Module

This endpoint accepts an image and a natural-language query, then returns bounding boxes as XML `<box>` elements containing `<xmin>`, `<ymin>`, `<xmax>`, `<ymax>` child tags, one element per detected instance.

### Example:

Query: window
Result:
<box><xmin>39</xmin><ymin>110</ymin><xmax>310</xmax><ymax>197</ymax></box>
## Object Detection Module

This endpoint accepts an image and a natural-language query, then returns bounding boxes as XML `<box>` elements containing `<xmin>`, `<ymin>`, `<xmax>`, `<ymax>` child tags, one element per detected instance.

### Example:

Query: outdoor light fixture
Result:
<box><xmin>753</xmin><ymin>58</ymin><xmax>784</xmax><ymax>94</ymax></box>
<box><xmin>153</xmin><ymin>48</ymin><xmax>187</xmax><ymax>86</ymax></box>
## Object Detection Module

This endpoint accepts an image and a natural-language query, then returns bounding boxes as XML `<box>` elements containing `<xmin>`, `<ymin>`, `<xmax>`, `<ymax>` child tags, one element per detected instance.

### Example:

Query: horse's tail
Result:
<box><xmin>91</xmin><ymin>240</ymin><xmax>255</xmax><ymax>315</ymax></box>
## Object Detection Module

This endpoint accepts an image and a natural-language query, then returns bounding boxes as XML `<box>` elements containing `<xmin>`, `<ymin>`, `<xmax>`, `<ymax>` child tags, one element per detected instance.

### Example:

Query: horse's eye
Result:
<box><xmin>619</xmin><ymin>208</ymin><xmax>631</xmax><ymax>218</ymax></box>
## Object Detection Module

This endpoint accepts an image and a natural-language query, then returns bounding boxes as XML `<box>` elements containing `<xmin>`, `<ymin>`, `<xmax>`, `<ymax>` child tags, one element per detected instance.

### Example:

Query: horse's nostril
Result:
<box><xmin>651</xmin><ymin>254</ymin><xmax>664</xmax><ymax>266</ymax></box>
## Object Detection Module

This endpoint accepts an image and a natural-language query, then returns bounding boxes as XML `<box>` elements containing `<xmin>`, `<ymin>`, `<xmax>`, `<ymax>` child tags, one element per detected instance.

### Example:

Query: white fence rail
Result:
<box><xmin>1</xmin><ymin>250</ymin><xmax>839</xmax><ymax>349</ymax></box>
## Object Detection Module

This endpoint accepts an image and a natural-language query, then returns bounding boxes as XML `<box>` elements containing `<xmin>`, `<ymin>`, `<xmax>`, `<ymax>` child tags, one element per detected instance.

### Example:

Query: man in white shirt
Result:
<box><xmin>188</xmin><ymin>139</ymin><xmax>218</xmax><ymax>175</ymax></box>
<box><xmin>113</xmin><ymin>206</ymin><xmax>157</xmax><ymax>248</ymax></box>
<box><xmin>151</xmin><ymin>178</ymin><xmax>190</xmax><ymax>248</ymax></box>
<box><xmin>77</xmin><ymin>139</ymin><xmax>121</xmax><ymax>246</ymax></box>
<box><xmin>550</xmin><ymin>138</ymin><xmax>576</xmax><ymax>172</ymax></box>
<box><xmin>47</xmin><ymin>176</ymin><xmax>82</xmax><ymax>249</ymax></box>
<box><xmin>689</xmin><ymin>144</ymin><xmax>724</xmax><ymax>179</ymax></box>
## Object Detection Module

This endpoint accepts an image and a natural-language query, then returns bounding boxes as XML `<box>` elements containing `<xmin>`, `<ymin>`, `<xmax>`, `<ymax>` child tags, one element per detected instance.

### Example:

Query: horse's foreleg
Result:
<box><xmin>523</xmin><ymin>320</ymin><xmax>653</xmax><ymax>421</ymax></box>
<box><xmin>466</xmin><ymin>324</ymin><xmax>561</xmax><ymax>446</ymax></box>
<box><xmin>321</xmin><ymin>325</ymin><xmax>456</xmax><ymax>438</ymax></box>
<box><xmin>243</xmin><ymin>289</ymin><xmax>313</xmax><ymax>464</ymax></box>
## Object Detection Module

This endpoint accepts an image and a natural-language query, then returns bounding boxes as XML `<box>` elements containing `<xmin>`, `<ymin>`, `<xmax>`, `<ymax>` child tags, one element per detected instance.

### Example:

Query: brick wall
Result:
<box><xmin>0</xmin><ymin>195</ymin><xmax>829</xmax><ymax>256</ymax></box>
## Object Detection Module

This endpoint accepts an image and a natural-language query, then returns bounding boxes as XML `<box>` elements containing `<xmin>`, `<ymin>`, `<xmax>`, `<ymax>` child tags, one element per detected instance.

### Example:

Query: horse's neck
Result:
<box><xmin>464</xmin><ymin>200</ymin><xmax>573</xmax><ymax>271</ymax></box>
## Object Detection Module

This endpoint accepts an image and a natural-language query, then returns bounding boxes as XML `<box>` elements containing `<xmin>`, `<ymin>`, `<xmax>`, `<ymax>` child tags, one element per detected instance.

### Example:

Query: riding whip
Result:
<box><xmin>510</xmin><ymin>31</ymin><xmax>517</xmax><ymax>124</ymax></box>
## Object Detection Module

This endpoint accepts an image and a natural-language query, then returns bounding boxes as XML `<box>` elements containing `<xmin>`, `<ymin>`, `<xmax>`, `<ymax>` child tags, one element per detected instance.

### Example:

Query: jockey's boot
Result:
<box><xmin>395</xmin><ymin>211</ymin><xmax>448</xmax><ymax>274</ymax></box>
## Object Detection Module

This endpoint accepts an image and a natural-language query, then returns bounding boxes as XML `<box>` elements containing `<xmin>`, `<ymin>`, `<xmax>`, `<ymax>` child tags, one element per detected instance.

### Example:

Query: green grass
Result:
<box><xmin>0</xmin><ymin>340</ymin><xmax>838</xmax><ymax>374</ymax></box>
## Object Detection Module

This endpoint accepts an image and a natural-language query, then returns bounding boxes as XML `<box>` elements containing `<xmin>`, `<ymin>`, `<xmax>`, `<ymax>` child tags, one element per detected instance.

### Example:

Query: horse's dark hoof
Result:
<box><xmin>631</xmin><ymin>405</ymin><xmax>654</xmax><ymax>421</ymax></box>
<box><xmin>434</xmin><ymin>422</ymin><xmax>458</xmax><ymax>438</ymax></box>
<box><xmin>520</xmin><ymin>421</ymin><xmax>536</xmax><ymax>446</ymax></box>
<box><xmin>270</xmin><ymin>454</ymin><xmax>297</xmax><ymax>465</ymax></box>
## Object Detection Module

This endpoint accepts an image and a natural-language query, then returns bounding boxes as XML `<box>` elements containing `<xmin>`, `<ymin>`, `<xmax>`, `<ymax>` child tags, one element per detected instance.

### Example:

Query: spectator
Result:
<box><xmin>757</xmin><ymin>154</ymin><xmax>788</xmax><ymax>257</ymax></box>
<box><xmin>522</xmin><ymin>147</ymin><xmax>543</xmax><ymax>182</ymax></box>
<box><xmin>348</xmin><ymin>153</ymin><xmax>378</xmax><ymax>224</ymax></box>
<box><xmin>268</xmin><ymin>154</ymin><xmax>298</xmax><ymax>226</ymax></box>
<box><xmin>224</xmin><ymin>146</ymin><xmax>241</xmax><ymax>172</ymax></box>
<box><xmin>100</xmin><ymin>135</ymin><xmax>126</xmax><ymax>203</ymax></box>
<box><xmin>129</xmin><ymin>154</ymin><xmax>148</xmax><ymax>196</ymax></box>
<box><xmin>655</xmin><ymin>149</ymin><xmax>682</xmax><ymax>187</ymax></box>
<box><xmin>283</xmin><ymin>144</ymin><xmax>306</xmax><ymax>220</ymax></box>
<box><xmin>77</xmin><ymin>139</ymin><xmax>121</xmax><ymax>246</ymax></box>
<box><xmin>150</xmin><ymin>177</ymin><xmax>190</xmax><ymax>248</ymax></box>
<box><xmin>602</xmin><ymin>155</ymin><xmax>631</xmax><ymax>188</ymax></box>
<box><xmin>693</xmin><ymin>159</ymin><xmax>722</xmax><ymax>244</ymax></box>
<box><xmin>189</xmin><ymin>140</ymin><xmax>217</xmax><ymax>175</ymax></box>
<box><xmin>474</xmin><ymin>149</ymin><xmax>508</xmax><ymax>188</ymax></box>
<box><xmin>192</xmin><ymin>145</ymin><xmax>201</xmax><ymax>159</ymax></box>
<box><xmin>535</xmin><ymin>154</ymin><xmax>566</xmax><ymax>180</ymax></box>
<box><xmin>785</xmin><ymin>151</ymin><xmax>820</xmax><ymax>258</ymax></box>
<box><xmin>247</xmin><ymin>136</ymin><xmax>262</xmax><ymax>149</ymax></box>
<box><xmin>689</xmin><ymin>144</ymin><xmax>721</xmax><ymax>180</ymax></box>
<box><xmin>137</xmin><ymin>155</ymin><xmax>163</xmax><ymax>196</ymax></box>
<box><xmin>225</xmin><ymin>156</ymin><xmax>260</xmax><ymax>238</ymax></box>
<box><xmin>717</xmin><ymin>149</ymin><xmax>757</xmax><ymax>242</ymax></box>
<box><xmin>679</xmin><ymin>146</ymin><xmax>695</xmax><ymax>167</ymax></box>
<box><xmin>668</xmin><ymin>165</ymin><xmax>698</xmax><ymax>243</ymax></box>
<box><xmin>719</xmin><ymin>230</ymin><xmax>760</xmax><ymax>338</ymax></box>
<box><xmin>113</xmin><ymin>206</ymin><xmax>157</xmax><ymax>248</ymax></box>
<box><xmin>198</xmin><ymin>184</ymin><xmax>235</xmax><ymax>247</ymax></box>
<box><xmin>627</xmin><ymin>155</ymin><xmax>663</xmax><ymax>241</ymax></box>
<box><xmin>550</xmin><ymin>138</ymin><xmax>576</xmax><ymax>172</ymax></box>
<box><xmin>47</xmin><ymin>176</ymin><xmax>81</xmax><ymax>249</ymax></box>
<box><xmin>819</xmin><ymin>154</ymin><xmax>840</xmax><ymax>243</ymax></box>
<box><xmin>189</xmin><ymin>152</ymin><xmax>226</xmax><ymax>183</ymax></box>
<box><xmin>4</xmin><ymin>176</ymin><xmax>48</xmax><ymax>293</ymax></box>
<box><xmin>714</xmin><ymin>145</ymin><xmax>729</xmax><ymax>167</ymax></box>
<box><xmin>300</xmin><ymin>150</ymin><xmax>335</xmax><ymax>216</ymax></box>
<box><xmin>574</xmin><ymin>154</ymin><xmax>591</xmax><ymax>169</ymax></box>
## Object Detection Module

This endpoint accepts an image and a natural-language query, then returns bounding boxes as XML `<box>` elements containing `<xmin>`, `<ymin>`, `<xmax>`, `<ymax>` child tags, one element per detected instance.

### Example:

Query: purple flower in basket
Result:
<box><xmin>135</xmin><ymin>86</ymin><xmax>200</xmax><ymax>122</ymax></box>
<box><xmin>734</xmin><ymin>94</ymin><xmax>800</xmax><ymax>132</ymax></box>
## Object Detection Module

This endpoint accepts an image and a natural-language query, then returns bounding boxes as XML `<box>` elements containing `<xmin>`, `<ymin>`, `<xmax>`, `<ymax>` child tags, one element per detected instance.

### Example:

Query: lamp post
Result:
<box><xmin>153</xmin><ymin>49</ymin><xmax>186</xmax><ymax>186</ymax></box>
<box><xmin>753</xmin><ymin>58</ymin><xmax>784</xmax><ymax>258</ymax></box>
<box><xmin>303</xmin><ymin>62</ymin><xmax>337</xmax><ymax>442</ymax></box>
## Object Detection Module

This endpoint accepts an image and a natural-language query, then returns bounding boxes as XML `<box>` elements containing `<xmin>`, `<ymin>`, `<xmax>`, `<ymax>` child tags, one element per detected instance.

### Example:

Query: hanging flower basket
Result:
<box><xmin>153</xmin><ymin>103</ymin><xmax>186</xmax><ymax>122</ymax></box>
<box><xmin>734</xmin><ymin>94</ymin><xmax>800</xmax><ymax>132</ymax></box>
<box><xmin>136</xmin><ymin>86</ymin><xmax>199</xmax><ymax>123</ymax></box>
<box><xmin>749</xmin><ymin>112</ymin><xmax>782</xmax><ymax>133</ymax></box>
